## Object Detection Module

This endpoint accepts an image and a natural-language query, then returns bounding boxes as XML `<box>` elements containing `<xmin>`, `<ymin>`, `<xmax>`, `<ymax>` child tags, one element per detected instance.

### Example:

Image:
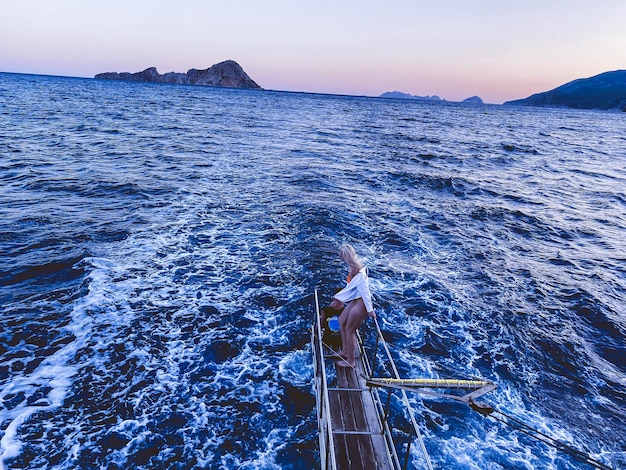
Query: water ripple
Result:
<box><xmin>1</xmin><ymin>73</ymin><xmax>625</xmax><ymax>469</ymax></box>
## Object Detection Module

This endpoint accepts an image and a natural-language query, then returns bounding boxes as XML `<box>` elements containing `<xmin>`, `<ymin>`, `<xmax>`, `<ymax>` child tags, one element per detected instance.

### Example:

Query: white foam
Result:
<box><xmin>278</xmin><ymin>349</ymin><xmax>314</xmax><ymax>387</ymax></box>
<box><xmin>0</xmin><ymin>250</ymin><xmax>146</xmax><ymax>468</ymax></box>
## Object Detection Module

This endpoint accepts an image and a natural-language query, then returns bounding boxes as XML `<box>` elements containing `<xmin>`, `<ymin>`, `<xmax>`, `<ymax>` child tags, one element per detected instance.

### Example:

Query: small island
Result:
<box><xmin>95</xmin><ymin>60</ymin><xmax>261</xmax><ymax>89</ymax></box>
<box><xmin>462</xmin><ymin>95</ymin><xmax>483</xmax><ymax>104</ymax></box>
<box><xmin>379</xmin><ymin>91</ymin><xmax>444</xmax><ymax>101</ymax></box>
<box><xmin>504</xmin><ymin>70</ymin><xmax>626</xmax><ymax>111</ymax></box>
<box><xmin>379</xmin><ymin>91</ymin><xmax>483</xmax><ymax>104</ymax></box>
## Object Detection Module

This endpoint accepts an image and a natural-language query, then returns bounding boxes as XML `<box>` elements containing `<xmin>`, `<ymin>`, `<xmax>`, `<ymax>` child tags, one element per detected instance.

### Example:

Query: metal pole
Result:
<box><xmin>403</xmin><ymin>426</ymin><xmax>414</xmax><ymax>470</ymax></box>
<box><xmin>384</xmin><ymin>388</ymin><xmax>392</xmax><ymax>424</ymax></box>
<box><xmin>373</xmin><ymin>317</ymin><xmax>434</xmax><ymax>470</ymax></box>
<box><xmin>371</xmin><ymin>326</ymin><xmax>380</xmax><ymax>372</ymax></box>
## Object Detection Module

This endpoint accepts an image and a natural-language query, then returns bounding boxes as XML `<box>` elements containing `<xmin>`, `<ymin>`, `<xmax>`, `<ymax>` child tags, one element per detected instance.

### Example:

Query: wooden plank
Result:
<box><xmin>329</xmin><ymin>359</ymin><xmax>392</xmax><ymax>470</ymax></box>
<box><xmin>344</xmin><ymin>365</ymin><xmax>377</xmax><ymax>469</ymax></box>
<box><xmin>358</xmin><ymin>388</ymin><xmax>393</xmax><ymax>466</ymax></box>
<box><xmin>348</xmin><ymin>373</ymin><xmax>371</xmax><ymax>468</ymax></box>
<box><xmin>354</xmin><ymin>359</ymin><xmax>390</xmax><ymax>469</ymax></box>
<box><xmin>329</xmin><ymin>388</ymin><xmax>350</xmax><ymax>470</ymax></box>
<box><xmin>336</xmin><ymin>365</ymin><xmax>360</xmax><ymax>468</ymax></box>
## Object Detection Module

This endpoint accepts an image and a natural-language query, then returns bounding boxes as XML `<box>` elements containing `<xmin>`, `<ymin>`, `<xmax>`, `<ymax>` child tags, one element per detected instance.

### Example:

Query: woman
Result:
<box><xmin>330</xmin><ymin>244</ymin><xmax>375</xmax><ymax>368</ymax></box>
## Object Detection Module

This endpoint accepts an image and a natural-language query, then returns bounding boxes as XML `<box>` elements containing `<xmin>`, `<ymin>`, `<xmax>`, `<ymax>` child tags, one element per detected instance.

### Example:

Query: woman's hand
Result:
<box><xmin>330</xmin><ymin>299</ymin><xmax>343</xmax><ymax>310</ymax></box>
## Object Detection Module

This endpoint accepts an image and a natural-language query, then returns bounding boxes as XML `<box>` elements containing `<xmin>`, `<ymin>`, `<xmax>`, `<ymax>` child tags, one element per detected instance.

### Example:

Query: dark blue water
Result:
<box><xmin>1</xmin><ymin>72</ymin><xmax>625</xmax><ymax>469</ymax></box>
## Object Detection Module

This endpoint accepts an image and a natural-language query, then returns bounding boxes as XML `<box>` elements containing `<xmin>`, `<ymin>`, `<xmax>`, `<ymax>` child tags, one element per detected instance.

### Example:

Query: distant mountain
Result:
<box><xmin>380</xmin><ymin>91</ymin><xmax>484</xmax><ymax>104</ymax></box>
<box><xmin>379</xmin><ymin>91</ymin><xmax>443</xmax><ymax>101</ymax></box>
<box><xmin>462</xmin><ymin>95</ymin><xmax>483</xmax><ymax>104</ymax></box>
<box><xmin>504</xmin><ymin>70</ymin><xmax>626</xmax><ymax>111</ymax></box>
<box><xmin>95</xmin><ymin>60</ymin><xmax>261</xmax><ymax>89</ymax></box>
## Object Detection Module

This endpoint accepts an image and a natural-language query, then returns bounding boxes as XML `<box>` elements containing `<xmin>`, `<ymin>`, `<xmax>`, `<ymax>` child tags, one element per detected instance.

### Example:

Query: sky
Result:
<box><xmin>2</xmin><ymin>1</ymin><xmax>625</xmax><ymax>104</ymax></box>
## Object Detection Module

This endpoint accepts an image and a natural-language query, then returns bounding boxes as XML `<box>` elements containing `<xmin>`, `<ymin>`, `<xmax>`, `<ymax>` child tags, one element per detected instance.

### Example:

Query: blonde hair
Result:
<box><xmin>339</xmin><ymin>244</ymin><xmax>364</xmax><ymax>271</ymax></box>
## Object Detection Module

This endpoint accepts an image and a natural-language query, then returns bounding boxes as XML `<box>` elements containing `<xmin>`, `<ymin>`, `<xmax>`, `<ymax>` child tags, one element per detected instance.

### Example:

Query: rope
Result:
<box><xmin>312</xmin><ymin>329</ymin><xmax>359</xmax><ymax>371</ymax></box>
<box><xmin>315</xmin><ymin>332</ymin><xmax>479</xmax><ymax>402</ymax></box>
<box><xmin>313</xmin><ymin>301</ymin><xmax>612</xmax><ymax>469</ymax></box>
<box><xmin>369</xmin><ymin>376</ymin><xmax>613</xmax><ymax>469</ymax></box>
<box><xmin>370</xmin><ymin>317</ymin><xmax>434</xmax><ymax>470</ymax></box>
<box><xmin>469</xmin><ymin>403</ymin><xmax>614</xmax><ymax>470</ymax></box>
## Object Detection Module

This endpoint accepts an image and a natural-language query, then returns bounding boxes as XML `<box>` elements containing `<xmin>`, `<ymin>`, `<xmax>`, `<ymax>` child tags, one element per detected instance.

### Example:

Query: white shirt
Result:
<box><xmin>333</xmin><ymin>266</ymin><xmax>374</xmax><ymax>313</ymax></box>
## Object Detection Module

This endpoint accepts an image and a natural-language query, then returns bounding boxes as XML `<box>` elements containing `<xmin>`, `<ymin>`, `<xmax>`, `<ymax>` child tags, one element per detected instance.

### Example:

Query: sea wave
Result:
<box><xmin>1</xmin><ymin>73</ymin><xmax>625</xmax><ymax>469</ymax></box>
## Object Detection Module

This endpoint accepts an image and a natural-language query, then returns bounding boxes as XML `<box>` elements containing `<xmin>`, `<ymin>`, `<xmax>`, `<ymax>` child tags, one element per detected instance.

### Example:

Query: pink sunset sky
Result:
<box><xmin>2</xmin><ymin>0</ymin><xmax>625</xmax><ymax>104</ymax></box>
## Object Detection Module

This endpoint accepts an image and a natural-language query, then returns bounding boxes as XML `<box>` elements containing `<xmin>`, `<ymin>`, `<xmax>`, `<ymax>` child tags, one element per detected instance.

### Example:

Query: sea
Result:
<box><xmin>0</xmin><ymin>72</ymin><xmax>624</xmax><ymax>470</ymax></box>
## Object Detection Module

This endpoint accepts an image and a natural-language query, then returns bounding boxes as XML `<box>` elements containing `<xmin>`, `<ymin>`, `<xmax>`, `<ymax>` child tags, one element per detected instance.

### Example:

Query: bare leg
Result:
<box><xmin>336</xmin><ymin>299</ymin><xmax>368</xmax><ymax>367</ymax></box>
<box><xmin>338</xmin><ymin>308</ymin><xmax>348</xmax><ymax>358</ymax></box>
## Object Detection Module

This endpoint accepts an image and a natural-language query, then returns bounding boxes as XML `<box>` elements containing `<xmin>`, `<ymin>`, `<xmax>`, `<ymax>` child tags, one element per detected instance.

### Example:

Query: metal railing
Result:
<box><xmin>311</xmin><ymin>291</ymin><xmax>434</xmax><ymax>470</ymax></box>
<box><xmin>358</xmin><ymin>317</ymin><xmax>434</xmax><ymax>470</ymax></box>
<box><xmin>312</xmin><ymin>290</ymin><xmax>338</xmax><ymax>470</ymax></box>
<box><xmin>312</xmin><ymin>290</ymin><xmax>497</xmax><ymax>470</ymax></box>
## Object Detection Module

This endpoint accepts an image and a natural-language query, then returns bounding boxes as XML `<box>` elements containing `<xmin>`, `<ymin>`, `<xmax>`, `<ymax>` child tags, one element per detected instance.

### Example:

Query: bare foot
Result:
<box><xmin>334</xmin><ymin>351</ymin><xmax>348</xmax><ymax>360</ymax></box>
<box><xmin>336</xmin><ymin>360</ymin><xmax>354</xmax><ymax>368</ymax></box>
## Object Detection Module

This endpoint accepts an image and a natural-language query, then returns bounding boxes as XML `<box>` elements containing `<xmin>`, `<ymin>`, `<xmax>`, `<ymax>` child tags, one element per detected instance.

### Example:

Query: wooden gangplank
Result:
<box><xmin>312</xmin><ymin>290</ymin><xmax>399</xmax><ymax>470</ymax></box>
<box><xmin>327</xmin><ymin>354</ymin><xmax>394</xmax><ymax>470</ymax></box>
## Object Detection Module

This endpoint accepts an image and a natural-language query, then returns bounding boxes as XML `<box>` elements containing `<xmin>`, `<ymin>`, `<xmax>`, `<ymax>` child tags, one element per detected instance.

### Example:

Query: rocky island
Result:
<box><xmin>504</xmin><ymin>70</ymin><xmax>626</xmax><ymax>111</ymax></box>
<box><xmin>379</xmin><ymin>91</ymin><xmax>484</xmax><ymax>104</ymax></box>
<box><xmin>462</xmin><ymin>95</ymin><xmax>483</xmax><ymax>104</ymax></box>
<box><xmin>95</xmin><ymin>60</ymin><xmax>261</xmax><ymax>89</ymax></box>
<box><xmin>379</xmin><ymin>91</ymin><xmax>444</xmax><ymax>101</ymax></box>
